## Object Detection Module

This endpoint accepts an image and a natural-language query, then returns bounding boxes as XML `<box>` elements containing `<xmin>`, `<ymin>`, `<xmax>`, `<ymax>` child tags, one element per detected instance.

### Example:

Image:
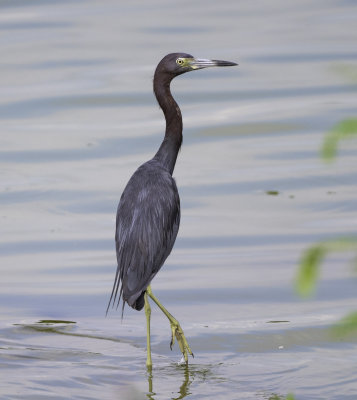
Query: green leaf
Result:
<box><xmin>296</xmin><ymin>237</ymin><xmax>357</xmax><ymax>297</ymax></box>
<box><xmin>296</xmin><ymin>245</ymin><xmax>325</xmax><ymax>296</ymax></box>
<box><xmin>268</xmin><ymin>394</ymin><xmax>295</xmax><ymax>400</ymax></box>
<box><xmin>331</xmin><ymin>311</ymin><xmax>357</xmax><ymax>338</ymax></box>
<box><xmin>321</xmin><ymin>118</ymin><xmax>357</xmax><ymax>162</ymax></box>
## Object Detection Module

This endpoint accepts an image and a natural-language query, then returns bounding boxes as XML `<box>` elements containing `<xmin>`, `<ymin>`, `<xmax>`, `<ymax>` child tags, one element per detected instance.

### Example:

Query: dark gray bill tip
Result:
<box><xmin>212</xmin><ymin>60</ymin><xmax>238</xmax><ymax>67</ymax></box>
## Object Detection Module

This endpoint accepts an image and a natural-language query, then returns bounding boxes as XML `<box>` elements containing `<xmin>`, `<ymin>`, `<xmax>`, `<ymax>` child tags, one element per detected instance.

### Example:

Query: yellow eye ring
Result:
<box><xmin>176</xmin><ymin>58</ymin><xmax>184</xmax><ymax>65</ymax></box>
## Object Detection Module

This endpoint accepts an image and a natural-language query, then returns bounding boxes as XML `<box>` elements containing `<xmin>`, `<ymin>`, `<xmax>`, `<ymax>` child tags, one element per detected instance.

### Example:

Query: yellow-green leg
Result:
<box><xmin>144</xmin><ymin>291</ymin><xmax>152</xmax><ymax>370</ymax></box>
<box><xmin>146</xmin><ymin>285</ymin><xmax>194</xmax><ymax>364</ymax></box>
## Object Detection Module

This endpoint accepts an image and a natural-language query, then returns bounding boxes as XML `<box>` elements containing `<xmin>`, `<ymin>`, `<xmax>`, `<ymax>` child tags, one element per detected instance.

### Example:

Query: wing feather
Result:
<box><xmin>106</xmin><ymin>160</ymin><xmax>180</xmax><ymax>314</ymax></box>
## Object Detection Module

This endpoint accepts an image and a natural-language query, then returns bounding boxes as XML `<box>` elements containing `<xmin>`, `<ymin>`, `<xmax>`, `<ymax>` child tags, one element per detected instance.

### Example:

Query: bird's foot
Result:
<box><xmin>169</xmin><ymin>320</ymin><xmax>194</xmax><ymax>363</ymax></box>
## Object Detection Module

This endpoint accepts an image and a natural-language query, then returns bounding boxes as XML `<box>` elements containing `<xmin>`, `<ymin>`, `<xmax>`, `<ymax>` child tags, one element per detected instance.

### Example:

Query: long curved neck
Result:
<box><xmin>153</xmin><ymin>71</ymin><xmax>182</xmax><ymax>175</ymax></box>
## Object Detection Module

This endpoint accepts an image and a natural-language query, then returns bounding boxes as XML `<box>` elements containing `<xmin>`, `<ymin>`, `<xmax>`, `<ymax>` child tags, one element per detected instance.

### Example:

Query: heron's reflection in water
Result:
<box><xmin>146</xmin><ymin>364</ymin><xmax>192</xmax><ymax>400</ymax></box>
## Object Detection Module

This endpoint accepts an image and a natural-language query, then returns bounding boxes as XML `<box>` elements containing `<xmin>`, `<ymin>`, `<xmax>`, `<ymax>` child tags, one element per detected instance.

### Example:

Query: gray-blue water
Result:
<box><xmin>1</xmin><ymin>1</ymin><xmax>357</xmax><ymax>399</ymax></box>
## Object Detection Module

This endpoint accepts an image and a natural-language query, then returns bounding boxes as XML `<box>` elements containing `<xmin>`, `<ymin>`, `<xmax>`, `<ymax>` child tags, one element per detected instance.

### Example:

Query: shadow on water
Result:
<box><xmin>146</xmin><ymin>364</ymin><xmax>194</xmax><ymax>400</ymax></box>
<box><xmin>125</xmin><ymin>363</ymin><xmax>293</xmax><ymax>400</ymax></box>
<box><xmin>144</xmin><ymin>362</ymin><xmax>227</xmax><ymax>400</ymax></box>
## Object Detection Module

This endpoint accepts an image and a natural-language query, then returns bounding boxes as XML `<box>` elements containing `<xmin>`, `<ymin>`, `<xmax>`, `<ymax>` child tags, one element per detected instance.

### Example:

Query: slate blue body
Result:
<box><xmin>113</xmin><ymin>159</ymin><xmax>180</xmax><ymax>310</ymax></box>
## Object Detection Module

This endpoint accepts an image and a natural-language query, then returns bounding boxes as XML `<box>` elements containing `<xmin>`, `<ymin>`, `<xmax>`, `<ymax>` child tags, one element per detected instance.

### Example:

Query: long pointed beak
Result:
<box><xmin>190</xmin><ymin>58</ymin><xmax>238</xmax><ymax>70</ymax></box>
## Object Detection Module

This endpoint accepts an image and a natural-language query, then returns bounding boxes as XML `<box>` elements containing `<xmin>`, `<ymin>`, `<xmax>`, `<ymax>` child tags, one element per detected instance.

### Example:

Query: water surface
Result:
<box><xmin>1</xmin><ymin>1</ymin><xmax>357</xmax><ymax>399</ymax></box>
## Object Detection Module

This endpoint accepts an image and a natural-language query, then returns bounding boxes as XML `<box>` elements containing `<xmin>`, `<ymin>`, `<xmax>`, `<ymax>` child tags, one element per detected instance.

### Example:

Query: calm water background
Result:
<box><xmin>1</xmin><ymin>1</ymin><xmax>357</xmax><ymax>399</ymax></box>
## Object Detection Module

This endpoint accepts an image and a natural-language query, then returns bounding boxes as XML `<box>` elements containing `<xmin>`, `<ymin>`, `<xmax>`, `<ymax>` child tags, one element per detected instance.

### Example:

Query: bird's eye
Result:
<box><xmin>176</xmin><ymin>58</ymin><xmax>184</xmax><ymax>65</ymax></box>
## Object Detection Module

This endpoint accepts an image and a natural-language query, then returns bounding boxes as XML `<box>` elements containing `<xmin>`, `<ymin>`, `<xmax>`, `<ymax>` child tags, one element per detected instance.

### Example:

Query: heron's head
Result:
<box><xmin>156</xmin><ymin>52</ymin><xmax>237</xmax><ymax>78</ymax></box>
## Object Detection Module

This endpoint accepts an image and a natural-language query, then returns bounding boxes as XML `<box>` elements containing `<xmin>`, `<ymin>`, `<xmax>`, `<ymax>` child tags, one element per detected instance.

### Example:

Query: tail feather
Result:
<box><xmin>132</xmin><ymin>291</ymin><xmax>145</xmax><ymax>311</ymax></box>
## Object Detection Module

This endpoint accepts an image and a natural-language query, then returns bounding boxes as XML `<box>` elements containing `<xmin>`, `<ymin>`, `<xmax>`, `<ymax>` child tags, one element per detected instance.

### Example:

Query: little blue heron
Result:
<box><xmin>107</xmin><ymin>53</ymin><xmax>237</xmax><ymax>368</ymax></box>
